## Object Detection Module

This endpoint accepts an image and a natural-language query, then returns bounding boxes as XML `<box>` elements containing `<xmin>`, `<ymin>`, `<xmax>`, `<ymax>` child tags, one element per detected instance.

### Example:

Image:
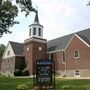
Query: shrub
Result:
<box><xmin>22</xmin><ymin>69</ymin><xmax>29</xmax><ymax>76</ymax></box>
<box><xmin>14</xmin><ymin>69</ymin><xmax>22</xmax><ymax>76</ymax></box>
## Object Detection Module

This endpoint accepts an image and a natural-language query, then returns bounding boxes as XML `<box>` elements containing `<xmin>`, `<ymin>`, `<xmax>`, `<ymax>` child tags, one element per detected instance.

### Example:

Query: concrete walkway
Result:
<box><xmin>56</xmin><ymin>76</ymin><xmax>90</xmax><ymax>79</ymax></box>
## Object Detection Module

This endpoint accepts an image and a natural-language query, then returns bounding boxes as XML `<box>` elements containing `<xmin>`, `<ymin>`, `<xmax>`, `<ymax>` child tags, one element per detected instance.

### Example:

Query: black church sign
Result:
<box><xmin>33</xmin><ymin>59</ymin><xmax>55</xmax><ymax>88</ymax></box>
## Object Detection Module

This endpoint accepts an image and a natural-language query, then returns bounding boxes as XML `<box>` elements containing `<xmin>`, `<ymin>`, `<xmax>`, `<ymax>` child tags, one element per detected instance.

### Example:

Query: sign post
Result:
<box><xmin>33</xmin><ymin>59</ymin><xmax>55</xmax><ymax>90</ymax></box>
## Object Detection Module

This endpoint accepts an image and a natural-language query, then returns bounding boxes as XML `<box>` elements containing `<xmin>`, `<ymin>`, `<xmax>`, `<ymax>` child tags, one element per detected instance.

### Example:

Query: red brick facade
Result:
<box><xmin>65</xmin><ymin>35</ymin><xmax>90</xmax><ymax>77</ymax></box>
<box><xmin>1</xmin><ymin>34</ymin><xmax>90</xmax><ymax>77</ymax></box>
<box><xmin>47</xmin><ymin>35</ymin><xmax>90</xmax><ymax>77</ymax></box>
<box><xmin>24</xmin><ymin>37</ymin><xmax>47</xmax><ymax>75</ymax></box>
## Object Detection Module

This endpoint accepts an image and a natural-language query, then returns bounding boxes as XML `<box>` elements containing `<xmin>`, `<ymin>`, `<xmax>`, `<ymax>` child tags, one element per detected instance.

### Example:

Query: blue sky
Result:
<box><xmin>0</xmin><ymin>0</ymin><xmax>90</xmax><ymax>45</ymax></box>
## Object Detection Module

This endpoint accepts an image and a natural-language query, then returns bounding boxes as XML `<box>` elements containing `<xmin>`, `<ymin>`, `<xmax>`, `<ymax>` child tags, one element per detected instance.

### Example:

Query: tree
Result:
<box><xmin>16</xmin><ymin>0</ymin><xmax>36</xmax><ymax>16</ymax></box>
<box><xmin>0</xmin><ymin>0</ymin><xmax>18</xmax><ymax>37</ymax></box>
<box><xmin>0</xmin><ymin>44</ymin><xmax>5</xmax><ymax>59</ymax></box>
<box><xmin>0</xmin><ymin>0</ymin><xmax>36</xmax><ymax>37</ymax></box>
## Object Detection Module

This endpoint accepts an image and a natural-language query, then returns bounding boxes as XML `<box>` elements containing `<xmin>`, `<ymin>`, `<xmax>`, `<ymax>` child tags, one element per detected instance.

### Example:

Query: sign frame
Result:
<box><xmin>33</xmin><ymin>59</ymin><xmax>55</xmax><ymax>88</ymax></box>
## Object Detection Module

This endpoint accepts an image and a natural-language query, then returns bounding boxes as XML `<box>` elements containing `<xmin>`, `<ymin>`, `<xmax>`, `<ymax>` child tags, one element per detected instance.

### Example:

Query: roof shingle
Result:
<box><xmin>9</xmin><ymin>28</ymin><xmax>90</xmax><ymax>54</ymax></box>
<box><xmin>47</xmin><ymin>28</ymin><xmax>90</xmax><ymax>52</ymax></box>
<box><xmin>9</xmin><ymin>41</ymin><xmax>24</xmax><ymax>56</ymax></box>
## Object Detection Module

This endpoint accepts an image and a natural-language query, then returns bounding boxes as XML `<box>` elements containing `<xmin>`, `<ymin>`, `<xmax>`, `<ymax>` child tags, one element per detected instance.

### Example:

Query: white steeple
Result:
<box><xmin>29</xmin><ymin>11</ymin><xmax>43</xmax><ymax>38</ymax></box>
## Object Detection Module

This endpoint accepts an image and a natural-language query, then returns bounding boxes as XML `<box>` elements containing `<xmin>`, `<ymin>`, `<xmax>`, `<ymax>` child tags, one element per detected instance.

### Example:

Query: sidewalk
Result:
<box><xmin>56</xmin><ymin>76</ymin><xmax>90</xmax><ymax>79</ymax></box>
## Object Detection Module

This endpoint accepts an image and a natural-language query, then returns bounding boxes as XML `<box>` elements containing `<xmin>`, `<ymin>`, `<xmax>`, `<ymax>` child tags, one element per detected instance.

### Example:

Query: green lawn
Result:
<box><xmin>56</xmin><ymin>78</ymin><xmax>90</xmax><ymax>90</ymax></box>
<box><xmin>0</xmin><ymin>75</ymin><xmax>90</xmax><ymax>90</ymax></box>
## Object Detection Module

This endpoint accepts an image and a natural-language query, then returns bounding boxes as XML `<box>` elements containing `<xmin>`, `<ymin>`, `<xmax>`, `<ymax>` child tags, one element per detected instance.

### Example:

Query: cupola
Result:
<box><xmin>29</xmin><ymin>11</ymin><xmax>43</xmax><ymax>38</ymax></box>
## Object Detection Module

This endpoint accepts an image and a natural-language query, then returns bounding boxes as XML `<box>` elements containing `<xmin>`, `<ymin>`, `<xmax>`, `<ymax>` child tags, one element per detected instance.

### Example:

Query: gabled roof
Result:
<box><xmin>47</xmin><ymin>28</ymin><xmax>90</xmax><ymax>53</ymax></box>
<box><xmin>77</xmin><ymin>29</ymin><xmax>90</xmax><ymax>45</ymax></box>
<box><xmin>7</xmin><ymin>28</ymin><xmax>90</xmax><ymax>54</ymax></box>
<box><xmin>47</xmin><ymin>34</ymin><xmax>74</xmax><ymax>52</ymax></box>
<box><xmin>9</xmin><ymin>41</ymin><xmax>24</xmax><ymax>56</ymax></box>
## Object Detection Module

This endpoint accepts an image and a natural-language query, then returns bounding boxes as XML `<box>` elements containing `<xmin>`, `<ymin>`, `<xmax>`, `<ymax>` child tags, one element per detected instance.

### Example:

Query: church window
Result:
<box><xmin>33</xmin><ymin>27</ymin><xmax>36</xmax><ymax>35</ymax></box>
<box><xmin>39</xmin><ymin>28</ymin><xmax>41</xmax><ymax>36</ymax></box>
<box><xmin>74</xmin><ymin>50</ymin><xmax>80</xmax><ymax>59</ymax></box>
<box><xmin>29</xmin><ymin>28</ymin><xmax>31</xmax><ymax>36</ymax></box>
<box><xmin>7</xmin><ymin>51</ymin><xmax>10</xmax><ymax>56</ymax></box>
<box><xmin>62</xmin><ymin>51</ymin><xmax>66</xmax><ymax>63</ymax></box>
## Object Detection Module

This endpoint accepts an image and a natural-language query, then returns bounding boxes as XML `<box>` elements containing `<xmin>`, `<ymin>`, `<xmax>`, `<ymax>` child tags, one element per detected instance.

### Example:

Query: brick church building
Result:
<box><xmin>0</xmin><ymin>12</ymin><xmax>90</xmax><ymax>77</ymax></box>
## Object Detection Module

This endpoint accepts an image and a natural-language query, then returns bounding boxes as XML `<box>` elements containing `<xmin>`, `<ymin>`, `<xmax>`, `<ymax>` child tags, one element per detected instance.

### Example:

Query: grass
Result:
<box><xmin>56</xmin><ymin>78</ymin><xmax>90</xmax><ymax>90</ymax></box>
<box><xmin>0</xmin><ymin>75</ymin><xmax>90</xmax><ymax>90</ymax></box>
<box><xmin>0</xmin><ymin>75</ymin><xmax>33</xmax><ymax>90</ymax></box>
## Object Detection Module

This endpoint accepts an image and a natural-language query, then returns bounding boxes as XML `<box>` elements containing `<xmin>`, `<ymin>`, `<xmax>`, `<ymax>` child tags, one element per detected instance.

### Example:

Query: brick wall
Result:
<box><xmin>1</xmin><ymin>56</ymin><xmax>25</xmax><ymax>76</ymax></box>
<box><xmin>24</xmin><ymin>38</ymin><xmax>47</xmax><ymax>75</ymax></box>
<box><xmin>66</xmin><ymin>36</ymin><xmax>90</xmax><ymax>76</ymax></box>
<box><xmin>54</xmin><ymin>52</ymin><xmax>65</xmax><ymax>70</ymax></box>
<box><xmin>47</xmin><ymin>51</ymin><xmax>66</xmax><ymax>76</ymax></box>
<box><xmin>1</xmin><ymin>57</ymin><xmax>15</xmax><ymax>76</ymax></box>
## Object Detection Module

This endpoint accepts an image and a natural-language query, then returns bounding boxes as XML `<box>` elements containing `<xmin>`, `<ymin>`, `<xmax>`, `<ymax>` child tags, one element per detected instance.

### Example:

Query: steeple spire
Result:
<box><xmin>34</xmin><ymin>11</ymin><xmax>39</xmax><ymax>24</ymax></box>
<box><xmin>29</xmin><ymin>10</ymin><xmax>43</xmax><ymax>38</ymax></box>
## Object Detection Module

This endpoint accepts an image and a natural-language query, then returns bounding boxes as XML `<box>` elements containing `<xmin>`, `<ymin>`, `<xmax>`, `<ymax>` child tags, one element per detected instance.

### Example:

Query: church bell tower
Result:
<box><xmin>24</xmin><ymin>11</ymin><xmax>47</xmax><ymax>75</ymax></box>
<box><xmin>29</xmin><ymin>11</ymin><xmax>43</xmax><ymax>38</ymax></box>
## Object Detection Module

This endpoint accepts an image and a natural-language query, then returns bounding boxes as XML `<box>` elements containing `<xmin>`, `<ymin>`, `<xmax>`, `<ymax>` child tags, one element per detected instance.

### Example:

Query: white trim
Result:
<box><xmin>65</xmin><ymin>34</ymin><xmax>90</xmax><ymax>51</ymax></box>
<box><xmin>65</xmin><ymin>34</ymin><xmax>75</xmax><ymax>50</ymax></box>
<box><xmin>75</xmin><ymin>34</ymin><xmax>90</xmax><ymax>47</ymax></box>
<box><xmin>2</xmin><ymin>43</ymin><xmax>9</xmax><ymax>59</ymax></box>
<box><xmin>2</xmin><ymin>42</ymin><xmax>15</xmax><ymax>59</ymax></box>
<box><xmin>47</xmin><ymin>49</ymin><xmax>65</xmax><ymax>54</ymax></box>
<box><xmin>24</xmin><ymin>37</ymin><xmax>47</xmax><ymax>44</ymax></box>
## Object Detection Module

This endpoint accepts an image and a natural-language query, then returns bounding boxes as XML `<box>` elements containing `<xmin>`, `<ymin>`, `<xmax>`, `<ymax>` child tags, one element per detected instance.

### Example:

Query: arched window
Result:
<box><xmin>33</xmin><ymin>27</ymin><xmax>36</xmax><ymax>35</ymax></box>
<box><xmin>39</xmin><ymin>28</ymin><xmax>41</xmax><ymax>36</ymax></box>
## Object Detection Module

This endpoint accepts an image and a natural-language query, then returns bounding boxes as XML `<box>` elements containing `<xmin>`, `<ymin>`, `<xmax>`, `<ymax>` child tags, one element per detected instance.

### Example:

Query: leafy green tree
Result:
<box><xmin>16</xmin><ymin>0</ymin><xmax>36</xmax><ymax>16</ymax></box>
<box><xmin>0</xmin><ymin>0</ymin><xmax>18</xmax><ymax>37</ymax></box>
<box><xmin>0</xmin><ymin>0</ymin><xmax>36</xmax><ymax>37</ymax></box>
<box><xmin>0</xmin><ymin>44</ymin><xmax>5</xmax><ymax>59</ymax></box>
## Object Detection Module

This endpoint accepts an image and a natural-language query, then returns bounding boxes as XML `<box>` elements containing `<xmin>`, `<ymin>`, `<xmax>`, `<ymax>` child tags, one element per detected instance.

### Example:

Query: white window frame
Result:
<box><xmin>74</xmin><ymin>70</ymin><xmax>80</xmax><ymax>77</ymax></box>
<box><xmin>74</xmin><ymin>50</ymin><xmax>80</xmax><ymax>59</ymax></box>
